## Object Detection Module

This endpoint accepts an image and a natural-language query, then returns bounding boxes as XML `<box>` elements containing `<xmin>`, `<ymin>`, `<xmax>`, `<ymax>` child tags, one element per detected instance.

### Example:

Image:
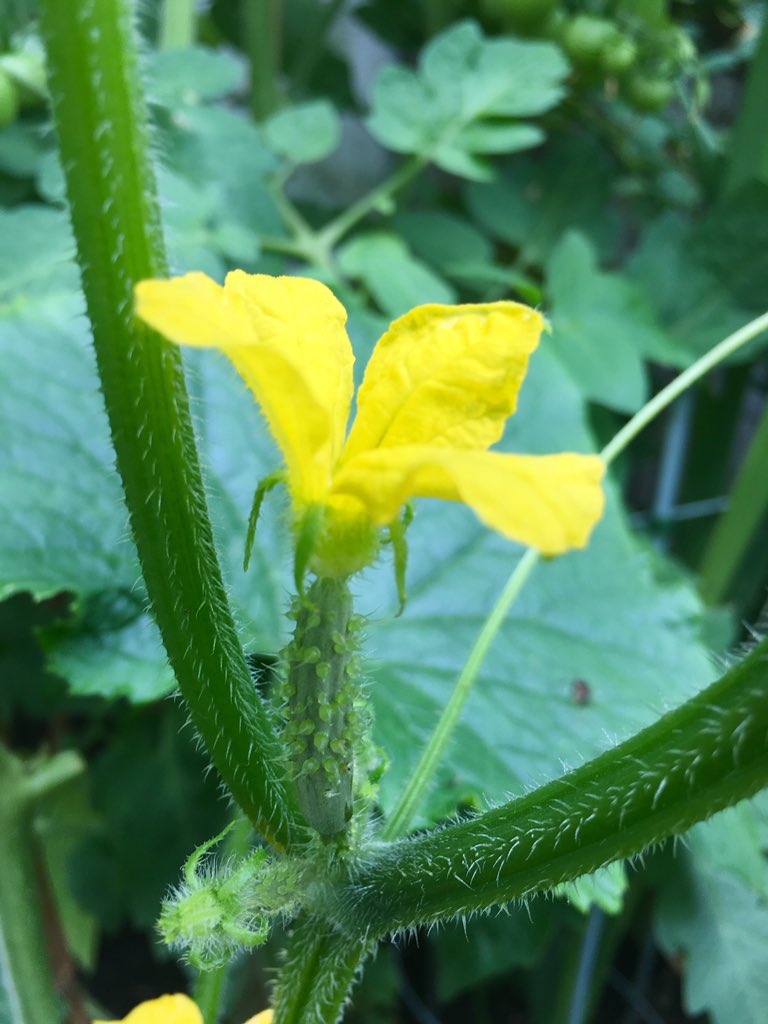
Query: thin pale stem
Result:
<box><xmin>193</xmin><ymin>967</ymin><xmax>226</xmax><ymax>1024</ymax></box>
<box><xmin>158</xmin><ymin>0</ymin><xmax>196</xmax><ymax>49</ymax></box>
<box><xmin>318</xmin><ymin>156</ymin><xmax>426</xmax><ymax>249</ymax></box>
<box><xmin>600</xmin><ymin>311</ymin><xmax>768</xmax><ymax>465</ymax></box>
<box><xmin>290</xmin><ymin>0</ymin><xmax>346</xmax><ymax>93</ymax></box>
<box><xmin>383</xmin><ymin>548</ymin><xmax>539</xmax><ymax>840</ymax></box>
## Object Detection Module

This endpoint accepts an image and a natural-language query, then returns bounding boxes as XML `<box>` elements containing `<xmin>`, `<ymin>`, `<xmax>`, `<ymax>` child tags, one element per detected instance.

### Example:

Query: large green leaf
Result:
<box><xmin>392</xmin><ymin>209</ymin><xmax>497</xmax><ymax>292</ymax></box>
<box><xmin>0</xmin><ymin>257</ymin><xmax>289</xmax><ymax>700</ymax></box>
<box><xmin>655</xmin><ymin>808</ymin><xmax>768</xmax><ymax>1024</ymax></box>
<box><xmin>434</xmin><ymin>904</ymin><xmax>555</xmax><ymax>1002</ymax></box>
<box><xmin>0</xmin><ymin>289</ymin><xmax>131</xmax><ymax>603</ymax></box>
<box><xmin>0</xmin><ymin>205</ymin><xmax>78</xmax><ymax>301</ymax></box>
<box><xmin>366</xmin><ymin>20</ymin><xmax>567</xmax><ymax>180</ymax></box>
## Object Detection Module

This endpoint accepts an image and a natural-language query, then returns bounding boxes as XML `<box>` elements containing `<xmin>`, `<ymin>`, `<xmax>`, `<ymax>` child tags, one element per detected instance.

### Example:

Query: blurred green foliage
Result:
<box><xmin>1</xmin><ymin>0</ymin><xmax>768</xmax><ymax>1021</ymax></box>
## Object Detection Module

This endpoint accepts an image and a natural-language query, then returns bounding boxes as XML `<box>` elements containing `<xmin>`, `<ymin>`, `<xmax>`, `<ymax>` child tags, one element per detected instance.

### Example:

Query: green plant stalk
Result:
<box><xmin>246</xmin><ymin>0</ymin><xmax>282</xmax><ymax>120</ymax></box>
<box><xmin>272</xmin><ymin>915</ymin><xmax>374</xmax><ymax>1024</ymax></box>
<box><xmin>0</xmin><ymin>748</ymin><xmax>84</xmax><ymax>1024</ymax></box>
<box><xmin>386</xmin><ymin>310</ymin><xmax>768</xmax><ymax>841</ymax></box>
<box><xmin>0</xmin><ymin>803</ymin><xmax>59</xmax><ymax>1024</ymax></box>
<box><xmin>158</xmin><ymin>0</ymin><xmax>196</xmax><ymax>49</ymax></box>
<box><xmin>698</xmin><ymin>400</ymin><xmax>768</xmax><ymax>605</ymax></box>
<box><xmin>318</xmin><ymin>156</ymin><xmax>426</xmax><ymax>249</ymax></box>
<box><xmin>38</xmin><ymin>0</ymin><xmax>301</xmax><ymax>849</ymax></box>
<box><xmin>723</xmin><ymin>14</ymin><xmax>768</xmax><ymax>195</ymax></box>
<box><xmin>600</xmin><ymin>310</ymin><xmax>768</xmax><ymax>465</ymax></box>
<box><xmin>193</xmin><ymin>968</ymin><xmax>225</xmax><ymax>1024</ymax></box>
<box><xmin>324</xmin><ymin>636</ymin><xmax>768</xmax><ymax>935</ymax></box>
<box><xmin>290</xmin><ymin>0</ymin><xmax>345</xmax><ymax>93</ymax></box>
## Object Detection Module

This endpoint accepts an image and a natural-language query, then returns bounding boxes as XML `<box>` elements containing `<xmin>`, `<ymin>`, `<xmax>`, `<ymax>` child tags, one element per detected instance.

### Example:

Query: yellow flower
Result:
<box><xmin>93</xmin><ymin>993</ymin><xmax>272</xmax><ymax>1024</ymax></box>
<box><xmin>135</xmin><ymin>272</ymin><xmax>604</xmax><ymax>577</ymax></box>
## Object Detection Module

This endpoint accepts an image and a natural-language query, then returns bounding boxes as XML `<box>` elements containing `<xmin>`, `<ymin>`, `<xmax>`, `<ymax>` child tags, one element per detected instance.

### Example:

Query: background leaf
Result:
<box><xmin>366</xmin><ymin>20</ymin><xmax>568</xmax><ymax>179</ymax></box>
<box><xmin>655</xmin><ymin>806</ymin><xmax>768</xmax><ymax>1024</ymax></box>
<box><xmin>464</xmin><ymin>134</ymin><xmax>621</xmax><ymax>266</ymax></box>
<box><xmin>337</xmin><ymin>231</ymin><xmax>456</xmax><ymax>316</ymax></box>
<box><xmin>264</xmin><ymin>99</ymin><xmax>341</xmax><ymax>165</ymax></box>
<box><xmin>545</xmin><ymin>231</ymin><xmax>675</xmax><ymax>412</ymax></box>
<box><xmin>145</xmin><ymin>46</ymin><xmax>246</xmax><ymax>107</ymax></box>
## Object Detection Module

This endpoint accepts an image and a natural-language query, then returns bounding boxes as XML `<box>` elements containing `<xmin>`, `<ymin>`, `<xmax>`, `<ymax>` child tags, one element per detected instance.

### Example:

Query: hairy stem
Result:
<box><xmin>38</xmin><ymin>0</ymin><xmax>301</xmax><ymax>848</ymax></box>
<box><xmin>272</xmin><ymin>915</ymin><xmax>373</xmax><ymax>1024</ymax></box>
<box><xmin>326</xmin><ymin>638</ymin><xmax>768</xmax><ymax>934</ymax></box>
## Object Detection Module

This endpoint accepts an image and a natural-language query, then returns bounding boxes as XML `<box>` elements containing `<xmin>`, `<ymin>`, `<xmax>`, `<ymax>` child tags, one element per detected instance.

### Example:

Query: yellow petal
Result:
<box><xmin>93</xmin><ymin>993</ymin><xmax>203</xmax><ymax>1024</ymax></box>
<box><xmin>135</xmin><ymin>272</ymin><xmax>252</xmax><ymax>347</ymax></box>
<box><xmin>332</xmin><ymin>447</ymin><xmax>605</xmax><ymax>555</ymax></box>
<box><xmin>342</xmin><ymin>302</ymin><xmax>544</xmax><ymax>462</ymax></box>
<box><xmin>135</xmin><ymin>272</ymin><xmax>354</xmax><ymax>504</ymax></box>
<box><xmin>242</xmin><ymin>1011</ymin><xmax>273</xmax><ymax>1024</ymax></box>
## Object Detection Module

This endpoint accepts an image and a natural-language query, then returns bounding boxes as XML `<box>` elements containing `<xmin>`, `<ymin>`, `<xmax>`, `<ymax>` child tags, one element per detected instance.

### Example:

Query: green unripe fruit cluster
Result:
<box><xmin>622</xmin><ymin>72</ymin><xmax>675</xmax><ymax>112</ymax></box>
<box><xmin>562</xmin><ymin>14</ymin><xmax>619</xmax><ymax>66</ymax></box>
<box><xmin>495</xmin><ymin>3</ymin><xmax>696</xmax><ymax>116</ymax></box>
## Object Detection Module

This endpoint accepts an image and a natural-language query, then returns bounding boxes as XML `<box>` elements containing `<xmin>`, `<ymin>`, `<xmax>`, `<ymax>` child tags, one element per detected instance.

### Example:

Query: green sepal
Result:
<box><xmin>293</xmin><ymin>504</ymin><xmax>325</xmax><ymax>594</ymax></box>
<box><xmin>183</xmin><ymin>820</ymin><xmax>238</xmax><ymax>887</ymax></box>
<box><xmin>388</xmin><ymin>503</ymin><xmax>414</xmax><ymax>617</ymax></box>
<box><xmin>243</xmin><ymin>470</ymin><xmax>286</xmax><ymax>571</ymax></box>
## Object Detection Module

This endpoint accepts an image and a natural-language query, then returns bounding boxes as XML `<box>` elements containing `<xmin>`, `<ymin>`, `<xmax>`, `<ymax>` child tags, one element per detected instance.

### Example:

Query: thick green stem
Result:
<box><xmin>0</xmin><ymin>749</ymin><xmax>84</xmax><ymax>1024</ymax></box>
<box><xmin>246</xmin><ymin>0</ymin><xmax>282</xmax><ymax>120</ymax></box>
<box><xmin>290</xmin><ymin>0</ymin><xmax>345</xmax><ymax>94</ymax></box>
<box><xmin>698</xmin><ymin>399</ymin><xmax>768</xmax><ymax>605</ymax></box>
<box><xmin>272</xmin><ymin>915</ymin><xmax>373</xmax><ymax>1024</ymax></box>
<box><xmin>723</xmin><ymin>15</ymin><xmax>768</xmax><ymax>195</ymax></box>
<box><xmin>325</xmin><ymin>638</ymin><xmax>768</xmax><ymax>935</ymax></box>
<box><xmin>38</xmin><ymin>0</ymin><xmax>301</xmax><ymax>849</ymax></box>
